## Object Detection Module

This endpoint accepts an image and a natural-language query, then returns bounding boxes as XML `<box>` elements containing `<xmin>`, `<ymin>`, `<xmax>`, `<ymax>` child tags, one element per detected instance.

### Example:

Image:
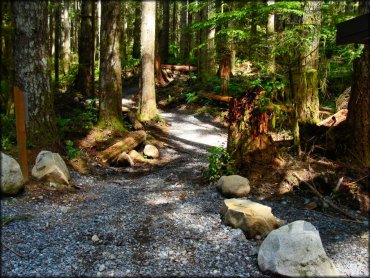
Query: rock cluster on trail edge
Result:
<box><xmin>216</xmin><ymin>175</ymin><xmax>250</xmax><ymax>197</ymax></box>
<box><xmin>0</xmin><ymin>152</ymin><xmax>25</xmax><ymax>195</ymax></box>
<box><xmin>258</xmin><ymin>220</ymin><xmax>339</xmax><ymax>277</ymax></box>
<box><xmin>222</xmin><ymin>198</ymin><xmax>281</xmax><ymax>238</ymax></box>
<box><xmin>32</xmin><ymin>151</ymin><xmax>70</xmax><ymax>185</ymax></box>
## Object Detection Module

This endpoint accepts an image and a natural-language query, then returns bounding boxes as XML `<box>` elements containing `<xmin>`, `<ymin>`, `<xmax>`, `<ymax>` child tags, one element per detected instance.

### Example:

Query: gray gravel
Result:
<box><xmin>1</xmin><ymin>109</ymin><xmax>368</xmax><ymax>277</ymax></box>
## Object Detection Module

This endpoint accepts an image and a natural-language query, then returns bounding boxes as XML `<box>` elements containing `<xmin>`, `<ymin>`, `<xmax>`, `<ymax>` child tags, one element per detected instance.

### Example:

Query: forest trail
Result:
<box><xmin>1</xmin><ymin>89</ymin><xmax>369</xmax><ymax>277</ymax></box>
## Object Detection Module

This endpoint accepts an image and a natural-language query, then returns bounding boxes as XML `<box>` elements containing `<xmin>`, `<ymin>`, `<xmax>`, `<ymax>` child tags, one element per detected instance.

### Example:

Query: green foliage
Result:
<box><xmin>65</xmin><ymin>140</ymin><xmax>83</xmax><ymax>159</ymax></box>
<box><xmin>122</xmin><ymin>55</ymin><xmax>140</xmax><ymax>69</ymax></box>
<box><xmin>0</xmin><ymin>114</ymin><xmax>16</xmax><ymax>150</ymax></box>
<box><xmin>167</xmin><ymin>95</ymin><xmax>174</xmax><ymax>103</ymax></box>
<box><xmin>0</xmin><ymin>80</ymin><xmax>11</xmax><ymax>114</ymax></box>
<box><xmin>56</xmin><ymin>98</ymin><xmax>98</xmax><ymax>139</ymax></box>
<box><xmin>206</xmin><ymin>146</ymin><xmax>235</xmax><ymax>182</ymax></box>
<box><xmin>185</xmin><ymin>92</ymin><xmax>198</xmax><ymax>104</ymax></box>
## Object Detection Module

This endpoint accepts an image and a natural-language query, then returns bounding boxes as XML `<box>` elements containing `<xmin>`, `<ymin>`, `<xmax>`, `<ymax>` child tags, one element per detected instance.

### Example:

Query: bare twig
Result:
<box><xmin>293</xmin><ymin>172</ymin><xmax>362</xmax><ymax>222</ymax></box>
<box><xmin>1</xmin><ymin>242</ymin><xmax>25</xmax><ymax>258</ymax></box>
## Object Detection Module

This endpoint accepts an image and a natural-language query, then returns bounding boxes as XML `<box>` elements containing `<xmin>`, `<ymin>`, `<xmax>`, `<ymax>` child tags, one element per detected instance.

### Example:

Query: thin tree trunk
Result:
<box><xmin>160</xmin><ymin>0</ymin><xmax>170</xmax><ymax>64</ymax></box>
<box><xmin>132</xmin><ymin>2</ymin><xmax>141</xmax><ymax>59</ymax></box>
<box><xmin>61</xmin><ymin>0</ymin><xmax>71</xmax><ymax>74</ymax></box>
<box><xmin>98</xmin><ymin>0</ymin><xmax>124</xmax><ymax>131</ymax></box>
<box><xmin>179</xmin><ymin>0</ymin><xmax>190</xmax><ymax>63</ymax></box>
<box><xmin>171</xmin><ymin>0</ymin><xmax>178</xmax><ymax>45</ymax></box>
<box><xmin>138</xmin><ymin>1</ymin><xmax>157</xmax><ymax>122</ymax></box>
<box><xmin>12</xmin><ymin>1</ymin><xmax>58</xmax><ymax>146</ymax></box>
<box><xmin>75</xmin><ymin>0</ymin><xmax>94</xmax><ymax>97</ymax></box>
<box><xmin>95</xmin><ymin>0</ymin><xmax>101</xmax><ymax>62</ymax></box>
<box><xmin>54</xmin><ymin>1</ymin><xmax>61</xmax><ymax>88</ymax></box>
<box><xmin>267</xmin><ymin>0</ymin><xmax>275</xmax><ymax>75</ymax></box>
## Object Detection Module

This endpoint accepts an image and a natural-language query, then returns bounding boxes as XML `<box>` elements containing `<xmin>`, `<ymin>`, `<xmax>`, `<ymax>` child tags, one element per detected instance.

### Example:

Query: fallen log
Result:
<box><xmin>200</xmin><ymin>92</ymin><xmax>232</xmax><ymax>102</ymax></box>
<box><xmin>100</xmin><ymin>130</ymin><xmax>147</xmax><ymax>163</ymax></box>
<box><xmin>161</xmin><ymin>64</ymin><xmax>197</xmax><ymax>72</ymax></box>
<box><xmin>318</xmin><ymin>109</ymin><xmax>348</xmax><ymax>127</ymax></box>
<box><xmin>293</xmin><ymin>172</ymin><xmax>362</xmax><ymax>222</ymax></box>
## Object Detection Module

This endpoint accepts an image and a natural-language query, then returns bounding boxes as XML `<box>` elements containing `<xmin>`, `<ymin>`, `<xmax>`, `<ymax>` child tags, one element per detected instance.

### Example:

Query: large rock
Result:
<box><xmin>32</xmin><ymin>151</ymin><xmax>70</xmax><ymax>185</ymax></box>
<box><xmin>222</xmin><ymin>199</ymin><xmax>281</xmax><ymax>238</ymax></box>
<box><xmin>143</xmin><ymin>144</ymin><xmax>160</xmax><ymax>159</ymax></box>
<box><xmin>0</xmin><ymin>152</ymin><xmax>25</xmax><ymax>195</ymax></box>
<box><xmin>258</xmin><ymin>220</ymin><xmax>339</xmax><ymax>277</ymax></box>
<box><xmin>216</xmin><ymin>175</ymin><xmax>250</xmax><ymax>197</ymax></box>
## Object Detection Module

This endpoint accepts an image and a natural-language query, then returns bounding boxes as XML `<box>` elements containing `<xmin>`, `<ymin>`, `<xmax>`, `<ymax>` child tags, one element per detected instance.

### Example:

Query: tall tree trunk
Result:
<box><xmin>138</xmin><ymin>1</ymin><xmax>157</xmax><ymax>122</ymax></box>
<box><xmin>198</xmin><ymin>1</ymin><xmax>216</xmax><ymax>83</ymax></box>
<box><xmin>12</xmin><ymin>1</ymin><xmax>58</xmax><ymax>146</ymax></box>
<box><xmin>160</xmin><ymin>0</ymin><xmax>170</xmax><ymax>64</ymax></box>
<box><xmin>132</xmin><ymin>2</ymin><xmax>141</xmax><ymax>59</ymax></box>
<box><xmin>95</xmin><ymin>0</ymin><xmax>101</xmax><ymax>62</ymax></box>
<box><xmin>345</xmin><ymin>45</ymin><xmax>370</xmax><ymax>167</ymax></box>
<box><xmin>179</xmin><ymin>0</ymin><xmax>190</xmax><ymax>63</ymax></box>
<box><xmin>171</xmin><ymin>0</ymin><xmax>178</xmax><ymax>45</ymax></box>
<box><xmin>266</xmin><ymin>0</ymin><xmax>275</xmax><ymax>75</ymax></box>
<box><xmin>54</xmin><ymin>1</ymin><xmax>61</xmax><ymax>89</ymax></box>
<box><xmin>73</xmin><ymin>0</ymin><xmax>79</xmax><ymax>52</ymax></box>
<box><xmin>61</xmin><ymin>0</ymin><xmax>71</xmax><ymax>74</ymax></box>
<box><xmin>292</xmin><ymin>1</ymin><xmax>321</xmax><ymax>124</ymax></box>
<box><xmin>98</xmin><ymin>0</ymin><xmax>124</xmax><ymax>131</ymax></box>
<box><xmin>75</xmin><ymin>0</ymin><xmax>94</xmax><ymax>97</ymax></box>
<box><xmin>49</xmin><ymin>1</ymin><xmax>54</xmax><ymax>57</ymax></box>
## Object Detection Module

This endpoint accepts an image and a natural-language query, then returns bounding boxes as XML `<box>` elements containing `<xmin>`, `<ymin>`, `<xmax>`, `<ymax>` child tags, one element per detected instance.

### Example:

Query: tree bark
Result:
<box><xmin>61</xmin><ymin>0</ymin><xmax>71</xmax><ymax>74</ymax></box>
<box><xmin>12</xmin><ymin>1</ymin><xmax>58</xmax><ymax>146</ymax></box>
<box><xmin>179</xmin><ymin>0</ymin><xmax>190</xmax><ymax>63</ymax></box>
<box><xmin>266</xmin><ymin>0</ymin><xmax>275</xmax><ymax>75</ymax></box>
<box><xmin>198</xmin><ymin>1</ymin><xmax>216</xmax><ymax>82</ymax></box>
<box><xmin>138</xmin><ymin>1</ymin><xmax>157</xmax><ymax>122</ymax></box>
<box><xmin>293</xmin><ymin>1</ymin><xmax>321</xmax><ymax>124</ymax></box>
<box><xmin>132</xmin><ymin>2</ymin><xmax>141</xmax><ymax>59</ymax></box>
<box><xmin>54</xmin><ymin>1</ymin><xmax>61</xmax><ymax>88</ymax></box>
<box><xmin>160</xmin><ymin>0</ymin><xmax>170</xmax><ymax>64</ymax></box>
<box><xmin>75</xmin><ymin>0</ymin><xmax>94</xmax><ymax>97</ymax></box>
<box><xmin>98</xmin><ymin>0</ymin><xmax>124</xmax><ymax>131</ymax></box>
<box><xmin>346</xmin><ymin>45</ymin><xmax>370</xmax><ymax>167</ymax></box>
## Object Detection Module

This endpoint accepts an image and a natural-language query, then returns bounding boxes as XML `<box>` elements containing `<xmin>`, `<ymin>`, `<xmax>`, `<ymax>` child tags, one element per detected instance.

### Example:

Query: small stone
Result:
<box><xmin>92</xmin><ymin>235</ymin><xmax>100</xmax><ymax>242</ymax></box>
<box><xmin>60</xmin><ymin>206</ymin><xmax>69</xmax><ymax>213</ymax></box>
<box><xmin>255</xmin><ymin>235</ymin><xmax>261</xmax><ymax>240</ymax></box>
<box><xmin>99</xmin><ymin>264</ymin><xmax>106</xmax><ymax>272</ymax></box>
<box><xmin>281</xmin><ymin>201</ymin><xmax>287</xmax><ymax>205</ymax></box>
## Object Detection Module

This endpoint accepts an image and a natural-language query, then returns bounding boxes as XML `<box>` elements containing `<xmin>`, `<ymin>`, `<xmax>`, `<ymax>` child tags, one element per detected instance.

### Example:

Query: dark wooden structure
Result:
<box><xmin>336</xmin><ymin>12</ymin><xmax>370</xmax><ymax>45</ymax></box>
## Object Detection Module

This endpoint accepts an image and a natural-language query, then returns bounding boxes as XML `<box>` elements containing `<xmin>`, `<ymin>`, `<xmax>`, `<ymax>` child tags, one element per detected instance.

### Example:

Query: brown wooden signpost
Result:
<box><xmin>13</xmin><ymin>86</ymin><xmax>29</xmax><ymax>182</ymax></box>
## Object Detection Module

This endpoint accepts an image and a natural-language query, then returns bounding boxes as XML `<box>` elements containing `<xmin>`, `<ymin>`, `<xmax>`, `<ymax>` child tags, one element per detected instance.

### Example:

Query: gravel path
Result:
<box><xmin>1</xmin><ymin>108</ymin><xmax>368</xmax><ymax>277</ymax></box>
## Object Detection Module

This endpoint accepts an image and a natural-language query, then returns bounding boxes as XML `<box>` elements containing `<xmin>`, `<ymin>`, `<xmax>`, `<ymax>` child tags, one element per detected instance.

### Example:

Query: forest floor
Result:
<box><xmin>1</xmin><ymin>78</ymin><xmax>369</xmax><ymax>277</ymax></box>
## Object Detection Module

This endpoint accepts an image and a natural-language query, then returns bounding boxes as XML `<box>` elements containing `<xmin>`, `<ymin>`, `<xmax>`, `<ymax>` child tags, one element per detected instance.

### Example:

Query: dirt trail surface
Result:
<box><xmin>1</xmin><ymin>107</ymin><xmax>369</xmax><ymax>277</ymax></box>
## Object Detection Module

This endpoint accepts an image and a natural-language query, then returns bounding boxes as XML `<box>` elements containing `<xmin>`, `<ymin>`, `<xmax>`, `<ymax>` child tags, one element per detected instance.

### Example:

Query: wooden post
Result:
<box><xmin>13</xmin><ymin>86</ymin><xmax>28</xmax><ymax>182</ymax></box>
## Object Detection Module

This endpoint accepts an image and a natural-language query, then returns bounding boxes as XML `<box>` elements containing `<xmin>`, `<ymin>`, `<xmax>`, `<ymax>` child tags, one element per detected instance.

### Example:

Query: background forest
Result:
<box><xmin>0</xmin><ymin>0</ymin><xmax>369</xmax><ymax>204</ymax></box>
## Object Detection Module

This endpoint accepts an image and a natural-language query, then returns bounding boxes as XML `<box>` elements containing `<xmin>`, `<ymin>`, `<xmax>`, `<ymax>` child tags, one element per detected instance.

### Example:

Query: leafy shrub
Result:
<box><xmin>65</xmin><ymin>140</ymin><xmax>83</xmax><ymax>159</ymax></box>
<box><xmin>185</xmin><ymin>92</ymin><xmax>198</xmax><ymax>104</ymax></box>
<box><xmin>206</xmin><ymin>146</ymin><xmax>235</xmax><ymax>182</ymax></box>
<box><xmin>0</xmin><ymin>114</ymin><xmax>16</xmax><ymax>150</ymax></box>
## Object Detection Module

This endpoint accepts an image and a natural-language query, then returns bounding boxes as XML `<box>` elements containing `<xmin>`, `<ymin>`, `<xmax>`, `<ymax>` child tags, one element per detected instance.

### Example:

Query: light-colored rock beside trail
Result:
<box><xmin>258</xmin><ymin>220</ymin><xmax>339</xmax><ymax>277</ymax></box>
<box><xmin>129</xmin><ymin>150</ymin><xmax>146</xmax><ymax>162</ymax></box>
<box><xmin>32</xmin><ymin>151</ymin><xmax>70</xmax><ymax>185</ymax></box>
<box><xmin>222</xmin><ymin>198</ymin><xmax>281</xmax><ymax>238</ymax></box>
<box><xmin>143</xmin><ymin>144</ymin><xmax>160</xmax><ymax>159</ymax></box>
<box><xmin>216</xmin><ymin>175</ymin><xmax>250</xmax><ymax>197</ymax></box>
<box><xmin>0</xmin><ymin>152</ymin><xmax>25</xmax><ymax>195</ymax></box>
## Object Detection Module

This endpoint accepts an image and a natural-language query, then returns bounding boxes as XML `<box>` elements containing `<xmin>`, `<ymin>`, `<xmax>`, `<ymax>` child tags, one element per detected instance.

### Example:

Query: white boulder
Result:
<box><xmin>0</xmin><ymin>152</ymin><xmax>25</xmax><ymax>195</ymax></box>
<box><xmin>143</xmin><ymin>144</ymin><xmax>160</xmax><ymax>159</ymax></box>
<box><xmin>216</xmin><ymin>175</ymin><xmax>250</xmax><ymax>197</ymax></box>
<box><xmin>222</xmin><ymin>198</ymin><xmax>281</xmax><ymax>238</ymax></box>
<box><xmin>32</xmin><ymin>151</ymin><xmax>70</xmax><ymax>185</ymax></box>
<box><xmin>258</xmin><ymin>220</ymin><xmax>339</xmax><ymax>277</ymax></box>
